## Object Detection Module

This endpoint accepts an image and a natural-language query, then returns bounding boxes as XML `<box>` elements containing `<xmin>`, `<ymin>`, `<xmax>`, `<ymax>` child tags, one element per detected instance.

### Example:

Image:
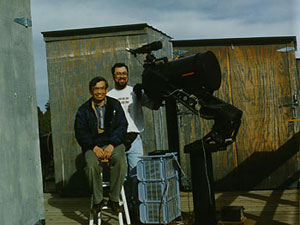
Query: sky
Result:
<box><xmin>31</xmin><ymin>0</ymin><xmax>300</xmax><ymax>112</ymax></box>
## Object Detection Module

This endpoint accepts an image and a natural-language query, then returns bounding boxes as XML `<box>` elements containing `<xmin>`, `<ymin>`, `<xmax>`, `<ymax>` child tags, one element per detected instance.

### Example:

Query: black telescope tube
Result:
<box><xmin>142</xmin><ymin>51</ymin><xmax>221</xmax><ymax>105</ymax></box>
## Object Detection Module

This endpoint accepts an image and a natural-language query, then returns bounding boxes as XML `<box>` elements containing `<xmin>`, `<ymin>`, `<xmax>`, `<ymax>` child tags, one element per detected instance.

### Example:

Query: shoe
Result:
<box><xmin>91</xmin><ymin>199</ymin><xmax>105</xmax><ymax>214</ymax></box>
<box><xmin>107</xmin><ymin>199</ymin><xmax>123</xmax><ymax>214</ymax></box>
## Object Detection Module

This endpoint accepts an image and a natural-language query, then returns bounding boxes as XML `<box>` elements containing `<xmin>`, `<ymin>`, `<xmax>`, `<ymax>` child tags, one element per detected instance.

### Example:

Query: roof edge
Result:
<box><xmin>42</xmin><ymin>23</ymin><xmax>171</xmax><ymax>39</ymax></box>
<box><xmin>172</xmin><ymin>36</ymin><xmax>297</xmax><ymax>50</ymax></box>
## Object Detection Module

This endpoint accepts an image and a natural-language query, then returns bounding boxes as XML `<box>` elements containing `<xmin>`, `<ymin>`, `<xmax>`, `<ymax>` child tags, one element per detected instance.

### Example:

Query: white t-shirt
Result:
<box><xmin>108</xmin><ymin>86</ymin><xmax>145</xmax><ymax>133</ymax></box>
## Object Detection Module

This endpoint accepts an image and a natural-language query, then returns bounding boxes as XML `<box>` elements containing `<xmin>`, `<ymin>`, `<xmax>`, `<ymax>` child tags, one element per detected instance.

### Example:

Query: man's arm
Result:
<box><xmin>108</xmin><ymin>99</ymin><xmax>128</xmax><ymax>147</ymax></box>
<box><xmin>102</xmin><ymin>100</ymin><xmax>127</xmax><ymax>159</ymax></box>
<box><xmin>133</xmin><ymin>83</ymin><xmax>160</xmax><ymax>110</ymax></box>
<box><xmin>74</xmin><ymin>110</ymin><xmax>96</xmax><ymax>151</ymax></box>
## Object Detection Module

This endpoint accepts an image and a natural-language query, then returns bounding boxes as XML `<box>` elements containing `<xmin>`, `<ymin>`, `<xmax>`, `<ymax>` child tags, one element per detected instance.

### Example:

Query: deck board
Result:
<box><xmin>44</xmin><ymin>189</ymin><xmax>299</xmax><ymax>225</ymax></box>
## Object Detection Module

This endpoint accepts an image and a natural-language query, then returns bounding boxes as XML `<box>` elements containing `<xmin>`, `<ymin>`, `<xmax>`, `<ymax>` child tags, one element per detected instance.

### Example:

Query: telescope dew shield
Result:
<box><xmin>193</xmin><ymin>51</ymin><xmax>221</xmax><ymax>91</ymax></box>
<box><xmin>142</xmin><ymin>51</ymin><xmax>222</xmax><ymax>105</ymax></box>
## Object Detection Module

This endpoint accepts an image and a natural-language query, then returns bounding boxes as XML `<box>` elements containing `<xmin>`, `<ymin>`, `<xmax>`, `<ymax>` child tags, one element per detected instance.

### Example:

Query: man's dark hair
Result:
<box><xmin>89</xmin><ymin>76</ymin><xmax>108</xmax><ymax>92</ymax></box>
<box><xmin>111</xmin><ymin>63</ymin><xmax>128</xmax><ymax>75</ymax></box>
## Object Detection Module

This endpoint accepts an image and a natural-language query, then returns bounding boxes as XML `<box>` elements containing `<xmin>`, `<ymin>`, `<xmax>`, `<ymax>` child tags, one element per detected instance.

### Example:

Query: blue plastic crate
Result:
<box><xmin>138</xmin><ymin>176</ymin><xmax>180</xmax><ymax>202</ymax></box>
<box><xmin>139</xmin><ymin>197</ymin><xmax>181</xmax><ymax>224</ymax></box>
<box><xmin>137</xmin><ymin>153</ymin><xmax>178</xmax><ymax>182</ymax></box>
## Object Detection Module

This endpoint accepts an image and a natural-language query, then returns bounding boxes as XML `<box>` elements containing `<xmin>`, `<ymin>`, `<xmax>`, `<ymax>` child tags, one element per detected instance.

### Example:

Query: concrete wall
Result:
<box><xmin>0</xmin><ymin>0</ymin><xmax>45</xmax><ymax>224</ymax></box>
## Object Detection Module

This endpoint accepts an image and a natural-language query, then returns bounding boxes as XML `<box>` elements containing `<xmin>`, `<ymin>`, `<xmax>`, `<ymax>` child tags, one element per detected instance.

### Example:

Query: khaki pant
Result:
<box><xmin>84</xmin><ymin>145</ymin><xmax>127</xmax><ymax>204</ymax></box>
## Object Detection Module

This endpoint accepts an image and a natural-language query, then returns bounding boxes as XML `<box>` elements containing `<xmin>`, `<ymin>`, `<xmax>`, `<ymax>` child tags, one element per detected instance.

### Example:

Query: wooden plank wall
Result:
<box><xmin>227</xmin><ymin>44</ymin><xmax>299</xmax><ymax>190</ymax></box>
<box><xmin>172</xmin><ymin>41</ymin><xmax>299</xmax><ymax>190</ymax></box>
<box><xmin>44</xmin><ymin>27</ymin><xmax>172</xmax><ymax>195</ymax></box>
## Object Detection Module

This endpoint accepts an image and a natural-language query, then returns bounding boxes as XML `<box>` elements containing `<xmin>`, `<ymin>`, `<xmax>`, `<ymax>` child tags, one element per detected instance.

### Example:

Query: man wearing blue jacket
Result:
<box><xmin>74</xmin><ymin>76</ymin><xmax>128</xmax><ymax>215</ymax></box>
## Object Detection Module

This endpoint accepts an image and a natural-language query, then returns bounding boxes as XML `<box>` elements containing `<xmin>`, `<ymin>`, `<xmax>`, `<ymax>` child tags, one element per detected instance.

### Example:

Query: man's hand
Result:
<box><xmin>133</xmin><ymin>83</ymin><xmax>143</xmax><ymax>99</ymax></box>
<box><xmin>103</xmin><ymin>144</ymin><xmax>114</xmax><ymax>160</ymax></box>
<box><xmin>93</xmin><ymin>146</ymin><xmax>104</xmax><ymax>159</ymax></box>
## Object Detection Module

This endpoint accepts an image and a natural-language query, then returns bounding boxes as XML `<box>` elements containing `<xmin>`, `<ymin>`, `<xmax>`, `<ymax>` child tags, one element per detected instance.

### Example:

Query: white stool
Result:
<box><xmin>89</xmin><ymin>181</ymin><xmax>131</xmax><ymax>225</ymax></box>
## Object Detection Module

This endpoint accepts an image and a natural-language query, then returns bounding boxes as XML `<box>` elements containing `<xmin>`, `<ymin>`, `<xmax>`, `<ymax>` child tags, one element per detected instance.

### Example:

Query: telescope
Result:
<box><xmin>127</xmin><ymin>41</ymin><xmax>243</xmax><ymax>151</ymax></box>
<box><xmin>127</xmin><ymin>41</ymin><xmax>243</xmax><ymax>225</ymax></box>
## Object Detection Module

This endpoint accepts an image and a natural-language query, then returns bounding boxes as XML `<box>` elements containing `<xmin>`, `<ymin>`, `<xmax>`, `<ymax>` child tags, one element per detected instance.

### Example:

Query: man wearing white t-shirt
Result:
<box><xmin>107</xmin><ymin>63</ymin><xmax>155</xmax><ymax>222</ymax></box>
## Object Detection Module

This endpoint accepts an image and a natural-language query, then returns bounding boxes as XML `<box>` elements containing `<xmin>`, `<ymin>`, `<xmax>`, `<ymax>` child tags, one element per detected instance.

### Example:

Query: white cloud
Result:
<box><xmin>30</xmin><ymin>0</ymin><xmax>299</xmax><ymax>111</ymax></box>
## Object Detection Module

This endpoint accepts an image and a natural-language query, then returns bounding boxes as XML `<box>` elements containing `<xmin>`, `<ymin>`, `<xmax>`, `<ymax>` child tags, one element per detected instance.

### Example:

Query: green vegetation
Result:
<box><xmin>38</xmin><ymin>101</ymin><xmax>51</xmax><ymax>135</ymax></box>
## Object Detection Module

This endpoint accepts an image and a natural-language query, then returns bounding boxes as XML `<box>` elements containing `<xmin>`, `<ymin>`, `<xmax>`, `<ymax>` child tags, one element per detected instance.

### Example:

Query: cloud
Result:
<box><xmin>30</xmin><ymin>0</ymin><xmax>299</xmax><ymax>111</ymax></box>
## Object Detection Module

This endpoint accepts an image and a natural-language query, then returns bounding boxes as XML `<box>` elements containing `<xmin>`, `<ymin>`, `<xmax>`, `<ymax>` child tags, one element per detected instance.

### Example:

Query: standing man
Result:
<box><xmin>107</xmin><ymin>63</ymin><xmax>155</xmax><ymax>221</ymax></box>
<box><xmin>74</xmin><ymin>76</ymin><xmax>128</xmax><ymax>215</ymax></box>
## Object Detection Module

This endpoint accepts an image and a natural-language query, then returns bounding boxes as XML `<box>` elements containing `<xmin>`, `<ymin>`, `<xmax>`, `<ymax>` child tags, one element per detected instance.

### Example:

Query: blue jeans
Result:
<box><xmin>125</xmin><ymin>134</ymin><xmax>144</xmax><ymax>219</ymax></box>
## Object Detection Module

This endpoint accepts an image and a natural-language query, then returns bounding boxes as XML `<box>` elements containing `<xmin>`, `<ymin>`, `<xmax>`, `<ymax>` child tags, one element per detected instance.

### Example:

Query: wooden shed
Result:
<box><xmin>42</xmin><ymin>23</ymin><xmax>172</xmax><ymax>195</ymax></box>
<box><xmin>172</xmin><ymin>37</ymin><xmax>299</xmax><ymax>190</ymax></box>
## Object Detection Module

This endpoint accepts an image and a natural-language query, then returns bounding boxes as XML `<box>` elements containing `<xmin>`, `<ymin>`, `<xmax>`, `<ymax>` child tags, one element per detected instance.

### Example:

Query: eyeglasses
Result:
<box><xmin>114</xmin><ymin>72</ymin><xmax>128</xmax><ymax>76</ymax></box>
<box><xmin>92</xmin><ymin>87</ymin><xmax>107</xmax><ymax>92</ymax></box>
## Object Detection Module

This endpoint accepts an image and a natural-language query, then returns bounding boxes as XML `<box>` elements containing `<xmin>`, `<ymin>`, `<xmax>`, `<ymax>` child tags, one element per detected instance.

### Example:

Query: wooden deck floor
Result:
<box><xmin>44</xmin><ymin>189</ymin><xmax>299</xmax><ymax>225</ymax></box>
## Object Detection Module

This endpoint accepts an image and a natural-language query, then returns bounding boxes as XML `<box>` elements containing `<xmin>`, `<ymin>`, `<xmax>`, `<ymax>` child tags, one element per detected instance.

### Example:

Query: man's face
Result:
<box><xmin>91</xmin><ymin>81</ymin><xmax>108</xmax><ymax>102</ymax></box>
<box><xmin>113</xmin><ymin>66</ymin><xmax>128</xmax><ymax>89</ymax></box>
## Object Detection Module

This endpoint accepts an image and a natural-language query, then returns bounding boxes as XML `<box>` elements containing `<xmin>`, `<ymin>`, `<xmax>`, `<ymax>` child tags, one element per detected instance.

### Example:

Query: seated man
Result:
<box><xmin>74</xmin><ymin>76</ymin><xmax>128</xmax><ymax>214</ymax></box>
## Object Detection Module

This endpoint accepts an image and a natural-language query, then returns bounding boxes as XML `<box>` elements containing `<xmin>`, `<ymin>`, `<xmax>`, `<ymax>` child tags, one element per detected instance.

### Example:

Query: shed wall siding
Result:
<box><xmin>44</xmin><ymin>27</ymin><xmax>171</xmax><ymax>194</ymax></box>
<box><xmin>173</xmin><ymin>41</ymin><xmax>299</xmax><ymax>190</ymax></box>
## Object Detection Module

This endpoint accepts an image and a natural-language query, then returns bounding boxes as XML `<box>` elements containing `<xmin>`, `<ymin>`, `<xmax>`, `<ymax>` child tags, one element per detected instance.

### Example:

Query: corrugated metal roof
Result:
<box><xmin>172</xmin><ymin>36</ymin><xmax>297</xmax><ymax>50</ymax></box>
<box><xmin>42</xmin><ymin>23</ymin><xmax>171</xmax><ymax>40</ymax></box>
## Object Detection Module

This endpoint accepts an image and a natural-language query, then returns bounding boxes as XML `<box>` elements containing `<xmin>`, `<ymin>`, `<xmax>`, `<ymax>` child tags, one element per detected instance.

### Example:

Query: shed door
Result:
<box><xmin>218</xmin><ymin>44</ymin><xmax>300</xmax><ymax>189</ymax></box>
